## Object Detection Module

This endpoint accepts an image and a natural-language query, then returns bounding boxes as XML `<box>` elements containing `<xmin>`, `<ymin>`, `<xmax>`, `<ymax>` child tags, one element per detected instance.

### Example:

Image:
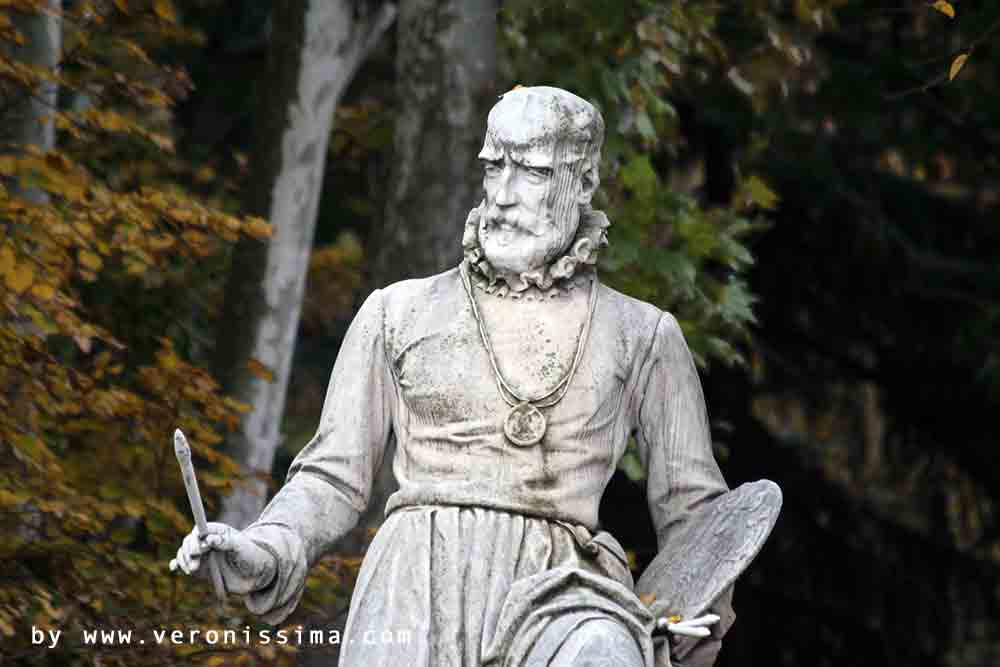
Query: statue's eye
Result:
<box><xmin>526</xmin><ymin>166</ymin><xmax>552</xmax><ymax>181</ymax></box>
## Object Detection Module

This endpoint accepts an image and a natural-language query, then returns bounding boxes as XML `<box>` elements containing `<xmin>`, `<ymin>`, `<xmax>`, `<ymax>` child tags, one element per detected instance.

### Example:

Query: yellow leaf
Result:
<box><xmin>172</xmin><ymin>209</ymin><xmax>195</xmax><ymax>224</ymax></box>
<box><xmin>148</xmin><ymin>235</ymin><xmax>176</xmax><ymax>251</ymax></box>
<box><xmin>113</xmin><ymin>0</ymin><xmax>129</xmax><ymax>14</ymax></box>
<box><xmin>0</xmin><ymin>489</ymin><xmax>28</xmax><ymax>506</ymax></box>
<box><xmin>738</xmin><ymin>174</ymin><xmax>780</xmax><ymax>211</ymax></box>
<box><xmin>30</xmin><ymin>283</ymin><xmax>55</xmax><ymax>301</ymax></box>
<box><xmin>75</xmin><ymin>221</ymin><xmax>95</xmax><ymax>239</ymax></box>
<box><xmin>194</xmin><ymin>165</ymin><xmax>216</xmax><ymax>183</ymax></box>
<box><xmin>78</xmin><ymin>249</ymin><xmax>103</xmax><ymax>272</ymax></box>
<box><xmin>118</xmin><ymin>40</ymin><xmax>152</xmax><ymax>65</ymax></box>
<box><xmin>147</xmin><ymin>132</ymin><xmax>175</xmax><ymax>152</ymax></box>
<box><xmin>153</xmin><ymin>0</ymin><xmax>177</xmax><ymax>22</ymax></box>
<box><xmin>0</xmin><ymin>244</ymin><xmax>14</xmax><ymax>275</ymax></box>
<box><xmin>949</xmin><ymin>53</ymin><xmax>969</xmax><ymax>81</ymax></box>
<box><xmin>95</xmin><ymin>350</ymin><xmax>112</xmax><ymax>370</ymax></box>
<box><xmin>5</xmin><ymin>260</ymin><xmax>34</xmax><ymax>294</ymax></box>
<box><xmin>247</xmin><ymin>358</ymin><xmax>275</xmax><ymax>382</ymax></box>
<box><xmin>88</xmin><ymin>109</ymin><xmax>130</xmax><ymax>133</ymax></box>
<box><xmin>157</xmin><ymin>349</ymin><xmax>179</xmax><ymax>371</ymax></box>
<box><xmin>245</xmin><ymin>216</ymin><xmax>272</xmax><ymax>239</ymax></box>
<box><xmin>124</xmin><ymin>258</ymin><xmax>147</xmax><ymax>275</ymax></box>
<box><xmin>932</xmin><ymin>1</ymin><xmax>955</xmax><ymax>19</ymax></box>
<box><xmin>181</xmin><ymin>229</ymin><xmax>212</xmax><ymax>254</ymax></box>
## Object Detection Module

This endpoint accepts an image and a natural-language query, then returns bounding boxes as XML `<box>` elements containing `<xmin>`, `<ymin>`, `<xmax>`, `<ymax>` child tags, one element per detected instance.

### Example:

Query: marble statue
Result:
<box><xmin>171</xmin><ymin>86</ymin><xmax>782</xmax><ymax>667</ymax></box>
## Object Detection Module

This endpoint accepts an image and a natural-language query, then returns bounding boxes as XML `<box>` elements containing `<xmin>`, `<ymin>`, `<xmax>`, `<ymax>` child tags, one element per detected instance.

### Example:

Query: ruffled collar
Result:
<box><xmin>461</xmin><ymin>202</ymin><xmax>610</xmax><ymax>300</ymax></box>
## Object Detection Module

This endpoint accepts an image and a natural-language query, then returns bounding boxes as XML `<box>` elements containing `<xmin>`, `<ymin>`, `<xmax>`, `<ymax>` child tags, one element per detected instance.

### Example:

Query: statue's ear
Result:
<box><xmin>577</xmin><ymin>162</ymin><xmax>600</xmax><ymax>204</ymax></box>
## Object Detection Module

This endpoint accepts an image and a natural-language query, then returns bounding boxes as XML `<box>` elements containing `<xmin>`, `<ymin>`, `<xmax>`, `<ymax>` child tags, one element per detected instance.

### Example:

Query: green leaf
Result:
<box><xmin>717</xmin><ymin>235</ymin><xmax>755</xmax><ymax>269</ymax></box>
<box><xmin>620</xmin><ymin>154</ymin><xmax>658</xmax><ymax>201</ymax></box>
<box><xmin>619</xmin><ymin>449</ymin><xmax>646</xmax><ymax>481</ymax></box>
<box><xmin>739</xmin><ymin>175</ymin><xmax>780</xmax><ymax>211</ymax></box>
<box><xmin>655</xmin><ymin>250</ymin><xmax>697</xmax><ymax>286</ymax></box>
<box><xmin>706</xmin><ymin>336</ymin><xmax>744</xmax><ymax>366</ymax></box>
<box><xmin>675</xmin><ymin>216</ymin><xmax>719</xmax><ymax>258</ymax></box>
<box><xmin>602</xmin><ymin>241</ymin><xmax>641</xmax><ymax>271</ymax></box>
<box><xmin>635</xmin><ymin>111</ymin><xmax>656</xmax><ymax>141</ymax></box>
<box><xmin>647</xmin><ymin>95</ymin><xmax>677</xmax><ymax>120</ymax></box>
<box><xmin>718</xmin><ymin>279</ymin><xmax>758</xmax><ymax>326</ymax></box>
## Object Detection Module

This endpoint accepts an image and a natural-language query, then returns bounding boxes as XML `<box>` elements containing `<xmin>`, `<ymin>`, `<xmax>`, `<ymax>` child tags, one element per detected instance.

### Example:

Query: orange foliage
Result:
<box><xmin>0</xmin><ymin>2</ymin><xmax>342</xmax><ymax>664</ymax></box>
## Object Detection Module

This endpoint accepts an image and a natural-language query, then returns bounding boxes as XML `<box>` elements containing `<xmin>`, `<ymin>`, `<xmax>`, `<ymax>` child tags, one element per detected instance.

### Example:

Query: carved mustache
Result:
<box><xmin>482</xmin><ymin>209</ymin><xmax>549</xmax><ymax>237</ymax></box>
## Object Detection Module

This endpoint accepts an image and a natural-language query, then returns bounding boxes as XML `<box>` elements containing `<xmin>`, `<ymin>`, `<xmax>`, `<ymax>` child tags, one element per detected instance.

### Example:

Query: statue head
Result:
<box><xmin>474</xmin><ymin>86</ymin><xmax>605</xmax><ymax>278</ymax></box>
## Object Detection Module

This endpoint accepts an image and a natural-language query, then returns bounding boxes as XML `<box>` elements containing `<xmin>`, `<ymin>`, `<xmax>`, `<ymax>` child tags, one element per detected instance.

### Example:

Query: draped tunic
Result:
<box><xmin>240</xmin><ymin>266</ymin><xmax>730</xmax><ymax>666</ymax></box>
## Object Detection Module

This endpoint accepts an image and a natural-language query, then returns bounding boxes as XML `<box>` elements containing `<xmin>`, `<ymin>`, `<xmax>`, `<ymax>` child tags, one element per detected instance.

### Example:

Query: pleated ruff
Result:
<box><xmin>338</xmin><ymin>505</ymin><xmax>623</xmax><ymax>667</ymax></box>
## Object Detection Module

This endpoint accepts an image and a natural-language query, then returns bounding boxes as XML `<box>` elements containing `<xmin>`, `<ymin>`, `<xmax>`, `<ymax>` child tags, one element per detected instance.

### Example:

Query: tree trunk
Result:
<box><xmin>338</xmin><ymin>0</ymin><xmax>498</xmax><ymax>557</ymax></box>
<box><xmin>2</xmin><ymin>0</ymin><xmax>61</xmax><ymax>203</ymax></box>
<box><xmin>370</xmin><ymin>0</ymin><xmax>498</xmax><ymax>285</ymax></box>
<box><xmin>215</xmin><ymin>0</ymin><xmax>396</xmax><ymax>530</ymax></box>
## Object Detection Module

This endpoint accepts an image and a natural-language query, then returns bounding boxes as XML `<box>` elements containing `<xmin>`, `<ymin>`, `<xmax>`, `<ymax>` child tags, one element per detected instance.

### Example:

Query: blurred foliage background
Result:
<box><xmin>2</xmin><ymin>0</ymin><xmax>998</xmax><ymax>665</ymax></box>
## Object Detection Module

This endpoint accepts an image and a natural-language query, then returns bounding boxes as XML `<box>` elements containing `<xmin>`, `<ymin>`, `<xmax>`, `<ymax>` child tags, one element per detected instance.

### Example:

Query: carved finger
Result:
<box><xmin>202</xmin><ymin>534</ymin><xmax>223</xmax><ymax>550</ymax></box>
<box><xmin>183</xmin><ymin>531</ymin><xmax>203</xmax><ymax>557</ymax></box>
<box><xmin>666</xmin><ymin>624</ymin><xmax>710</xmax><ymax>638</ymax></box>
<box><xmin>180</xmin><ymin>539</ymin><xmax>202</xmax><ymax>573</ymax></box>
<box><xmin>672</xmin><ymin>614</ymin><xmax>720</xmax><ymax>628</ymax></box>
<box><xmin>205</xmin><ymin>525</ymin><xmax>236</xmax><ymax>551</ymax></box>
<box><xmin>177</xmin><ymin>549</ymin><xmax>191</xmax><ymax>574</ymax></box>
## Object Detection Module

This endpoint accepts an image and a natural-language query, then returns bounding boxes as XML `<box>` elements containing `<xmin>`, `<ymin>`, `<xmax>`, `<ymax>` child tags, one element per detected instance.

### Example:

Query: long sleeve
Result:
<box><xmin>241</xmin><ymin>289</ymin><xmax>396</xmax><ymax>623</ymax></box>
<box><xmin>632</xmin><ymin>311</ymin><xmax>733</xmax><ymax>667</ymax></box>
<box><xmin>634</xmin><ymin>312</ymin><xmax>728</xmax><ymax>548</ymax></box>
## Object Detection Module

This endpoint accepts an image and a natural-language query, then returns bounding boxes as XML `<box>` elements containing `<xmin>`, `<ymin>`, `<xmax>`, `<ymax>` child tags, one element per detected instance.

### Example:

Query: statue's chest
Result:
<box><xmin>392</xmin><ymin>291</ymin><xmax>613</xmax><ymax>415</ymax></box>
<box><xmin>474</xmin><ymin>297</ymin><xmax>587</xmax><ymax>399</ymax></box>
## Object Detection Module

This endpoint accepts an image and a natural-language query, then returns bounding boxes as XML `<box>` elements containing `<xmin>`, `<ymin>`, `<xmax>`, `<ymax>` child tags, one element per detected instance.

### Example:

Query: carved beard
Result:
<box><xmin>462</xmin><ymin>202</ymin><xmax>610</xmax><ymax>298</ymax></box>
<box><xmin>479</xmin><ymin>206</ymin><xmax>577</xmax><ymax>270</ymax></box>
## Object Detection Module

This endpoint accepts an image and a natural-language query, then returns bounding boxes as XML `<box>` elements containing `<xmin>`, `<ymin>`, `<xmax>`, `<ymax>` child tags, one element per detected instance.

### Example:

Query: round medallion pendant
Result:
<box><xmin>503</xmin><ymin>402</ymin><xmax>547</xmax><ymax>447</ymax></box>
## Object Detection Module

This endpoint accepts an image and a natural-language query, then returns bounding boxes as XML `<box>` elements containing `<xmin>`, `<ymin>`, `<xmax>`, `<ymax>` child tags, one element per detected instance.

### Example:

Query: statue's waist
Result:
<box><xmin>384</xmin><ymin>486</ymin><xmax>602</xmax><ymax>535</ymax></box>
<box><xmin>383</xmin><ymin>500</ymin><xmax>633</xmax><ymax>586</ymax></box>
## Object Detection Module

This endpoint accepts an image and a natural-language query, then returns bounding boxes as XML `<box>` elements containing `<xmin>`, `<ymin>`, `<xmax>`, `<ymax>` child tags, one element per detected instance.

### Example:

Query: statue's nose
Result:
<box><xmin>494</xmin><ymin>167</ymin><xmax>518</xmax><ymax>206</ymax></box>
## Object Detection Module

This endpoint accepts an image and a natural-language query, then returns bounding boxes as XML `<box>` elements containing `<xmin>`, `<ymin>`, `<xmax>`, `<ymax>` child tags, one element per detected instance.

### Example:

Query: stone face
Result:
<box><xmin>173</xmin><ymin>85</ymin><xmax>782</xmax><ymax>667</ymax></box>
<box><xmin>477</xmin><ymin>87</ymin><xmax>603</xmax><ymax>278</ymax></box>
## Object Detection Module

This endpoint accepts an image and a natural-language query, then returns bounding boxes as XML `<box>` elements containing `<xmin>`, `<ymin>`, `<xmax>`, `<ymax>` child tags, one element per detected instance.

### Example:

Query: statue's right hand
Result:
<box><xmin>169</xmin><ymin>522</ymin><xmax>277</xmax><ymax>595</ymax></box>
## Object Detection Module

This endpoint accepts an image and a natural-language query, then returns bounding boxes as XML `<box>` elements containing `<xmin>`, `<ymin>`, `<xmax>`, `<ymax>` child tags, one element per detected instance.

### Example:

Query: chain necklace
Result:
<box><xmin>460</xmin><ymin>260</ymin><xmax>599</xmax><ymax>447</ymax></box>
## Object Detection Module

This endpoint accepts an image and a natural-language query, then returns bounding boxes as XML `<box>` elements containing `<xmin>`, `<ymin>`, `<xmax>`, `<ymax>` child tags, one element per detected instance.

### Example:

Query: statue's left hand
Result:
<box><xmin>653</xmin><ymin>614</ymin><xmax>722</xmax><ymax>667</ymax></box>
<box><xmin>657</xmin><ymin>613</ymin><xmax>719</xmax><ymax>638</ymax></box>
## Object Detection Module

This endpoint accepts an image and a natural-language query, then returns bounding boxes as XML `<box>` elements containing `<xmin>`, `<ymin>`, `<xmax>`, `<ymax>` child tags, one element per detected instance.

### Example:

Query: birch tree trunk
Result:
<box><xmin>340</xmin><ymin>0</ymin><xmax>498</xmax><ymax>555</ymax></box>
<box><xmin>215</xmin><ymin>1</ymin><xmax>396</xmax><ymax>529</ymax></box>
<box><xmin>2</xmin><ymin>0</ymin><xmax>61</xmax><ymax>203</ymax></box>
